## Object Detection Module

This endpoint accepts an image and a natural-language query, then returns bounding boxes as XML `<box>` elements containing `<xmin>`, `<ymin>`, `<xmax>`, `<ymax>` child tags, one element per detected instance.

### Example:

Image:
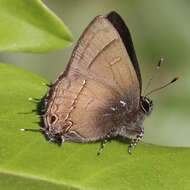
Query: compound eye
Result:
<box><xmin>141</xmin><ymin>99</ymin><xmax>150</xmax><ymax>113</ymax></box>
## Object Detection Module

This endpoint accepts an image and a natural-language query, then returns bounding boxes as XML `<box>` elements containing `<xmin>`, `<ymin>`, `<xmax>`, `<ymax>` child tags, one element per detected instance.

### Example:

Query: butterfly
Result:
<box><xmin>40</xmin><ymin>11</ymin><xmax>178</xmax><ymax>154</ymax></box>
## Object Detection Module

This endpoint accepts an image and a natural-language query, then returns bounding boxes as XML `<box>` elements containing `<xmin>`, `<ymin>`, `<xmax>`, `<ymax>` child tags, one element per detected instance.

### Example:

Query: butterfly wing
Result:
<box><xmin>44</xmin><ymin>13</ymin><xmax>141</xmax><ymax>142</ymax></box>
<box><xmin>107</xmin><ymin>11</ymin><xmax>142</xmax><ymax>91</ymax></box>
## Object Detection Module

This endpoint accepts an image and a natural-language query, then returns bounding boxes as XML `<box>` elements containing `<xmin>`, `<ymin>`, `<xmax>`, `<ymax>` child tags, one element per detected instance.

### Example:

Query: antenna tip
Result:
<box><xmin>171</xmin><ymin>77</ymin><xmax>179</xmax><ymax>83</ymax></box>
<box><xmin>20</xmin><ymin>128</ymin><xmax>26</xmax><ymax>131</ymax></box>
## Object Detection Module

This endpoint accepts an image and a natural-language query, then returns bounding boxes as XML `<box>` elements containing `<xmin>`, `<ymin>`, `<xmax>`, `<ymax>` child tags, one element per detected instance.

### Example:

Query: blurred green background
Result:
<box><xmin>0</xmin><ymin>0</ymin><xmax>189</xmax><ymax>147</ymax></box>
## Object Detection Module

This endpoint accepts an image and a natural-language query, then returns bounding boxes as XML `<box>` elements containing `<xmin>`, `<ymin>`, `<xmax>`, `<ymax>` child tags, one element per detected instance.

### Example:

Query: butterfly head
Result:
<box><xmin>140</xmin><ymin>96</ymin><xmax>153</xmax><ymax>116</ymax></box>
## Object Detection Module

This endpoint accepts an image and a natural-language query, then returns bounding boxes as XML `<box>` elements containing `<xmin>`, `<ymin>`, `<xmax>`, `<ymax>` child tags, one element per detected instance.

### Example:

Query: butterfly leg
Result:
<box><xmin>97</xmin><ymin>139</ymin><xmax>108</xmax><ymax>155</ymax></box>
<box><xmin>128</xmin><ymin>129</ymin><xmax>144</xmax><ymax>154</ymax></box>
<box><xmin>97</xmin><ymin>133</ymin><xmax>113</xmax><ymax>155</ymax></box>
<box><xmin>97</xmin><ymin>129</ymin><xmax>117</xmax><ymax>155</ymax></box>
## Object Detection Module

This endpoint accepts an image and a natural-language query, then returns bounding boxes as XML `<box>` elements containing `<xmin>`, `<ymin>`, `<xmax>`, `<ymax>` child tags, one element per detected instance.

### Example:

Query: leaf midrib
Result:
<box><xmin>0</xmin><ymin>170</ymin><xmax>82</xmax><ymax>190</ymax></box>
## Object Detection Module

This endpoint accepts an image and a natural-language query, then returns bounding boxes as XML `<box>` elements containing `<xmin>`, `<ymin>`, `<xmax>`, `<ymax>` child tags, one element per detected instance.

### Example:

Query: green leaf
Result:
<box><xmin>0</xmin><ymin>0</ymin><xmax>73</xmax><ymax>53</ymax></box>
<box><xmin>0</xmin><ymin>63</ymin><xmax>190</xmax><ymax>190</ymax></box>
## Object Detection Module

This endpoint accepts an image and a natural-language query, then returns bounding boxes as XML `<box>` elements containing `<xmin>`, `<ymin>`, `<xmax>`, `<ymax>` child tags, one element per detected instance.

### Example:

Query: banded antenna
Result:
<box><xmin>143</xmin><ymin>57</ymin><xmax>164</xmax><ymax>96</ymax></box>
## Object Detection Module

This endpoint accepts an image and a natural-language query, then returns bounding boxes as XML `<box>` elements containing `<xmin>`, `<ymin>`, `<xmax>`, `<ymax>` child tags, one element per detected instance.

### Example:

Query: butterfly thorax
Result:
<box><xmin>114</xmin><ymin>96</ymin><xmax>153</xmax><ymax>140</ymax></box>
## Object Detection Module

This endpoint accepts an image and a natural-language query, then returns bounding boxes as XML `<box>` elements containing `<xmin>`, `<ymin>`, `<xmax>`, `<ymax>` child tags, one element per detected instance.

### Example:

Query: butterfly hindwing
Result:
<box><xmin>44</xmin><ymin>14</ymin><xmax>141</xmax><ymax>141</ymax></box>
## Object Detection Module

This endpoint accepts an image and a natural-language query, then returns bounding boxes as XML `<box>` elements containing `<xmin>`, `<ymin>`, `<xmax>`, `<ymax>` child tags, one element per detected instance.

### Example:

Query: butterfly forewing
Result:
<box><xmin>107</xmin><ymin>11</ymin><xmax>142</xmax><ymax>90</ymax></box>
<box><xmin>45</xmin><ymin>15</ymin><xmax>141</xmax><ymax>141</ymax></box>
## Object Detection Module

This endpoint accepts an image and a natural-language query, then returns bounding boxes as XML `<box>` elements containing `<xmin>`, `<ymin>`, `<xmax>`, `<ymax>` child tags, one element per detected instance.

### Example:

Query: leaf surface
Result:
<box><xmin>0</xmin><ymin>64</ymin><xmax>189</xmax><ymax>190</ymax></box>
<box><xmin>0</xmin><ymin>0</ymin><xmax>72</xmax><ymax>53</ymax></box>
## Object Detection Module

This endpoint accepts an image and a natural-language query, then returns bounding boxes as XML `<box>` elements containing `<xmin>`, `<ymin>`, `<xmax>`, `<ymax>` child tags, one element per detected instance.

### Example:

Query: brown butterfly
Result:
<box><xmin>36</xmin><ymin>11</ymin><xmax>177</xmax><ymax>154</ymax></box>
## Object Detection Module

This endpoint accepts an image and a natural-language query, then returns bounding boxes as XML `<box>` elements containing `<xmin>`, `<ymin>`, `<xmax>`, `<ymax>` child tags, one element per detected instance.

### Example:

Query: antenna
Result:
<box><xmin>145</xmin><ymin>77</ymin><xmax>179</xmax><ymax>97</ymax></box>
<box><xmin>143</xmin><ymin>57</ymin><xmax>164</xmax><ymax>96</ymax></box>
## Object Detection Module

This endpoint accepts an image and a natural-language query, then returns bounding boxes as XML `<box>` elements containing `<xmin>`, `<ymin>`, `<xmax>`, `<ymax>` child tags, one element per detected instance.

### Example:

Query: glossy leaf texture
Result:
<box><xmin>0</xmin><ymin>63</ymin><xmax>190</xmax><ymax>190</ymax></box>
<box><xmin>0</xmin><ymin>0</ymin><xmax>72</xmax><ymax>53</ymax></box>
